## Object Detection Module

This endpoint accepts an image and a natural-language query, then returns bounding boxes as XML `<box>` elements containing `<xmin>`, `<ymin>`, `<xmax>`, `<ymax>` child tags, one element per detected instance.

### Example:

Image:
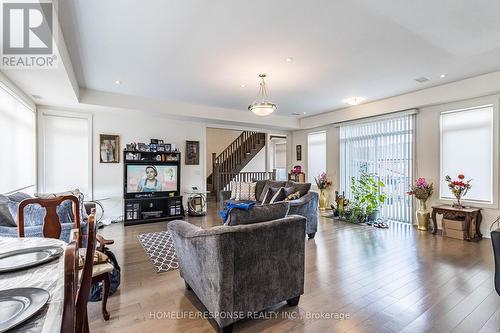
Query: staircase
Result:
<box><xmin>207</xmin><ymin>131</ymin><xmax>266</xmax><ymax>193</ymax></box>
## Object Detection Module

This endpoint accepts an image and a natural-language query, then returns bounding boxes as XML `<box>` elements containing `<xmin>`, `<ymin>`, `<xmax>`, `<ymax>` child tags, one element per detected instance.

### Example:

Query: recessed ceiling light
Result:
<box><xmin>344</xmin><ymin>97</ymin><xmax>366</xmax><ymax>106</ymax></box>
<box><xmin>115</xmin><ymin>80</ymin><xmax>121</xmax><ymax>85</ymax></box>
<box><xmin>240</xmin><ymin>84</ymin><xmax>246</xmax><ymax>88</ymax></box>
<box><xmin>440</xmin><ymin>74</ymin><xmax>446</xmax><ymax>78</ymax></box>
<box><xmin>285</xmin><ymin>56</ymin><xmax>294</xmax><ymax>62</ymax></box>
<box><xmin>303</xmin><ymin>111</ymin><xmax>307</xmax><ymax>114</ymax></box>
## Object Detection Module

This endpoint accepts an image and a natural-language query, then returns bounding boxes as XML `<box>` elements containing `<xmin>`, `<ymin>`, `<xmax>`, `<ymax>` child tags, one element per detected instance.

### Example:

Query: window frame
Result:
<box><xmin>438</xmin><ymin>102</ymin><xmax>498</xmax><ymax>209</ymax></box>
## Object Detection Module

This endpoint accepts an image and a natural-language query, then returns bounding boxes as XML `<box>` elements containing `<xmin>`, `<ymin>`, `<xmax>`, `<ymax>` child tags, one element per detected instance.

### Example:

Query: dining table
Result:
<box><xmin>0</xmin><ymin>236</ymin><xmax>66</xmax><ymax>333</ymax></box>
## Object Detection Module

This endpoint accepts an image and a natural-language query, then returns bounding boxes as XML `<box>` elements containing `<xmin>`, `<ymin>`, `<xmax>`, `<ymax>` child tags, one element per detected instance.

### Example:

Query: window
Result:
<box><xmin>0</xmin><ymin>84</ymin><xmax>36</xmax><ymax>194</ymax></box>
<box><xmin>273</xmin><ymin>141</ymin><xmax>287</xmax><ymax>180</ymax></box>
<box><xmin>440</xmin><ymin>105</ymin><xmax>493</xmax><ymax>203</ymax></box>
<box><xmin>308</xmin><ymin>131</ymin><xmax>326</xmax><ymax>184</ymax></box>
<box><xmin>40</xmin><ymin>111</ymin><xmax>93</xmax><ymax>198</ymax></box>
<box><xmin>340</xmin><ymin>114</ymin><xmax>414</xmax><ymax>223</ymax></box>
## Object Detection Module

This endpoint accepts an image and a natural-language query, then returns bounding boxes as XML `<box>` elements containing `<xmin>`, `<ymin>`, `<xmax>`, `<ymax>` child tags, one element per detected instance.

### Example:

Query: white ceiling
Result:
<box><xmin>57</xmin><ymin>0</ymin><xmax>500</xmax><ymax>116</ymax></box>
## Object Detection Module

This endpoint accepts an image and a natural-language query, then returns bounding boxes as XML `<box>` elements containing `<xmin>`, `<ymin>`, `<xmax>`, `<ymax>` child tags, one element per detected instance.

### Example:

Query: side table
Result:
<box><xmin>431</xmin><ymin>205</ymin><xmax>482</xmax><ymax>241</ymax></box>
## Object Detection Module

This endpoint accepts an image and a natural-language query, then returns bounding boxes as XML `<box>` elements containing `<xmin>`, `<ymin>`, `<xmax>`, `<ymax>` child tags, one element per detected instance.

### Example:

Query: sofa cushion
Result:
<box><xmin>8</xmin><ymin>199</ymin><xmax>74</xmax><ymax>227</ymax></box>
<box><xmin>253</xmin><ymin>180</ymin><xmax>268</xmax><ymax>201</ymax></box>
<box><xmin>227</xmin><ymin>201</ymin><xmax>290</xmax><ymax>226</ymax></box>
<box><xmin>0</xmin><ymin>195</ymin><xmax>16</xmax><ymax>227</ymax></box>
<box><xmin>258</xmin><ymin>180</ymin><xmax>288</xmax><ymax>202</ymax></box>
<box><xmin>286</xmin><ymin>181</ymin><xmax>311</xmax><ymax>197</ymax></box>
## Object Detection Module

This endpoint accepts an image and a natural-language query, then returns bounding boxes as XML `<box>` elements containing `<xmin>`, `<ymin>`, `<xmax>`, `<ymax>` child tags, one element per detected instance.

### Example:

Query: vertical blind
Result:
<box><xmin>340</xmin><ymin>114</ymin><xmax>414</xmax><ymax>223</ymax></box>
<box><xmin>0</xmin><ymin>84</ymin><xmax>36</xmax><ymax>194</ymax></box>
<box><xmin>308</xmin><ymin>131</ymin><xmax>326</xmax><ymax>183</ymax></box>
<box><xmin>440</xmin><ymin>105</ymin><xmax>493</xmax><ymax>203</ymax></box>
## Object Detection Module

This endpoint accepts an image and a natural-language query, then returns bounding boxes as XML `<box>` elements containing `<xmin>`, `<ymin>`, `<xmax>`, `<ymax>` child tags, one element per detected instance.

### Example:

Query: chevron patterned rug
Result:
<box><xmin>137</xmin><ymin>230</ymin><xmax>179</xmax><ymax>273</ymax></box>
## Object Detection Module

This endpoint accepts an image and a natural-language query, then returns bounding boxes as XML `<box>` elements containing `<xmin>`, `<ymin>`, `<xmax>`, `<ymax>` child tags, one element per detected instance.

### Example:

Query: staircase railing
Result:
<box><xmin>208</xmin><ymin>131</ymin><xmax>268</xmax><ymax>198</ymax></box>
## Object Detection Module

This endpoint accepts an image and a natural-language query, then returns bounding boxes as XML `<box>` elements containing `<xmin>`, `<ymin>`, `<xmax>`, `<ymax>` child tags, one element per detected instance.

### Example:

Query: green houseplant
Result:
<box><xmin>349</xmin><ymin>170</ymin><xmax>386</xmax><ymax>223</ymax></box>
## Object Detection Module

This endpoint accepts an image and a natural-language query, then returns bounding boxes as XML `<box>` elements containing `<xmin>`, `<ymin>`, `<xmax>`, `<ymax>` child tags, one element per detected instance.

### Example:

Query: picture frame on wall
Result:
<box><xmin>185</xmin><ymin>140</ymin><xmax>200</xmax><ymax>165</ymax></box>
<box><xmin>296</xmin><ymin>145</ymin><xmax>302</xmax><ymax>161</ymax></box>
<box><xmin>100</xmin><ymin>134</ymin><xmax>120</xmax><ymax>163</ymax></box>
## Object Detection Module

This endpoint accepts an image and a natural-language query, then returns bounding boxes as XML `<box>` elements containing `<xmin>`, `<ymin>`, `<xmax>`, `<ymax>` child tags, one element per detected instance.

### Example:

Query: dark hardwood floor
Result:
<box><xmin>88</xmin><ymin>203</ymin><xmax>500</xmax><ymax>333</ymax></box>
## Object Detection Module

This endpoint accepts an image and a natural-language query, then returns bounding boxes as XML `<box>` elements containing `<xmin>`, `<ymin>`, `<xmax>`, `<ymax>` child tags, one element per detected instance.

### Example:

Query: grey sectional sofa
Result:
<box><xmin>219</xmin><ymin>180</ymin><xmax>318</xmax><ymax>238</ymax></box>
<box><xmin>168</xmin><ymin>207</ymin><xmax>306</xmax><ymax>333</ymax></box>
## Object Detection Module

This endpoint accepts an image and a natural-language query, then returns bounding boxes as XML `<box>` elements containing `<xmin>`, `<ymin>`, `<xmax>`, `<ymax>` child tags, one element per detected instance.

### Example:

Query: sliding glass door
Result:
<box><xmin>340</xmin><ymin>114</ymin><xmax>414</xmax><ymax>223</ymax></box>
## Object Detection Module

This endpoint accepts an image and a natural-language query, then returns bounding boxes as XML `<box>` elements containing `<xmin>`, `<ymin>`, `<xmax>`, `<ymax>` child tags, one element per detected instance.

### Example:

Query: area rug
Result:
<box><xmin>137</xmin><ymin>230</ymin><xmax>179</xmax><ymax>273</ymax></box>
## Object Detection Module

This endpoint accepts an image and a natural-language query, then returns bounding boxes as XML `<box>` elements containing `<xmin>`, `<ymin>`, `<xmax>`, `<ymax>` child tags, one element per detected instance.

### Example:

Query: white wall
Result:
<box><xmin>241</xmin><ymin>148</ymin><xmax>266</xmax><ymax>172</ymax></box>
<box><xmin>291</xmin><ymin>93</ymin><xmax>500</xmax><ymax>238</ymax></box>
<box><xmin>40</xmin><ymin>107</ymin><xmax>206</xmax><ymax>220</ymax></box>
<box><xmin>206</xmin><ymin>128</ymin><xmax>242</xmax><ymax>175</ymax></box>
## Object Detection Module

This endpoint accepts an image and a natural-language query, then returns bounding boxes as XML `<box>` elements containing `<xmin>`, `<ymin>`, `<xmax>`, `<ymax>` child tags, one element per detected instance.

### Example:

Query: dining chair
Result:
<box><xmin>17</xmin><ymin>195</ymin><xmax>82</xmax><ymax>246</ymax></box>
<box><xmin>61</xmin><ymin>210</ymin><xmax>96</xmax><ymax>333</ymax></box>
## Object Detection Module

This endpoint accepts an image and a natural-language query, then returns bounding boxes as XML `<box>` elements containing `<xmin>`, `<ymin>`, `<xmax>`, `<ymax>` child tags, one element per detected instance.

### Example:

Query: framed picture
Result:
<box><xmin>185</xmin><ymin>140</ymin><xmax>200</xmax><ymax>165</ymax></box>
<box><xmin>165</xmin><ymin>143</ymin><xmax>171</xmax><ymax>152</ymax></box>
<box><xmin>149</xmin><ymin>143</ymin><xmax>157</xmax><ymax>152</ymax></box>
<box><xmin>157</xmin><ymin>144</ymin><xmax>165</xmax><ymax>152</ymax></box>
<box><xmin>100</xmin><ymin>134</ymin><xmax>120</xmax><ymax>163</ymax></box>
<box><xmin>296</xmin><ymin>145</ymin><xmax>302</xmax><ymax>161</ymax></box>
<box><xmin>150</xmin><ymin>139</ymin><xmax>159</xmax><ymax>144</ymax></box>
<box><xmin>158</xmin><ymin>139</ymin><xmax>164</xmax><ymax>145</ymax></box>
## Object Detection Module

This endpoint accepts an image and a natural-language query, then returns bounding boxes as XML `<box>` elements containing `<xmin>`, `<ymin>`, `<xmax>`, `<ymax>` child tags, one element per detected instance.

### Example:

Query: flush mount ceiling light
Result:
<box><xmin>248</xmin><ymin>74</ymin><xmax>277</xmax><ymax>116</ymax></box>
<box><xmin>440</xmin><ymin>74</ymin><xmax>446</xmax><ymax>78</ymax></box>
<box><xmin>344</xmin><ymin>97</ymin><xmax>366</xmax><ymax>106</ymax></box>
<box><xmin>285</xmin><ymin>56</ymin><xmax>294</xmax><ymax>62</ymax></box>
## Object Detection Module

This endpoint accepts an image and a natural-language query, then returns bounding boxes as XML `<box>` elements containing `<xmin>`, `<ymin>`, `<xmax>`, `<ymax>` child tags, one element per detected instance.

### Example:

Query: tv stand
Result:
<box><xmin>123</xmin><ymin>149</ymin><xmax>184</xmax><ymax>225</ymax></box>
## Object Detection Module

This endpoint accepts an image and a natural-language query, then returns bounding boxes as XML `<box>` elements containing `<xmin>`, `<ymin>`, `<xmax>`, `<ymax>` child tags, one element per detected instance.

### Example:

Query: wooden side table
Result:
<box><xmin>431</xmin><ymin>205</ymin><xmax>482</xmax><ymax>241</ymax></box>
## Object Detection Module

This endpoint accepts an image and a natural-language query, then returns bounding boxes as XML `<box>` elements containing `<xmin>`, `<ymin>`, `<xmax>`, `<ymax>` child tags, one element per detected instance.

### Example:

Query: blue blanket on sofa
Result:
<box><xmin>219</xmin><ymin>201</ymin><xmax>256</xmax><ymax>223</ymax></box>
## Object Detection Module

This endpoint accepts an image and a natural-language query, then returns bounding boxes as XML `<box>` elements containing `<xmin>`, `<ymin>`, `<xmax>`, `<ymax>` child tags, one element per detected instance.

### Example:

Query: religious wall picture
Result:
<box><xmin>100</xmin><ymin>134</ymin><xmax>120</xmax><ymax>163</ymax></box>
<box><xmin>185</xmin><ymin>140</ymin><xmax>200</xmax><ymax>165</ymax></box>
<box><xmin>296</xmin><ymin>145</ymin><xmax>302</xmax><ymax>161</ymax></box>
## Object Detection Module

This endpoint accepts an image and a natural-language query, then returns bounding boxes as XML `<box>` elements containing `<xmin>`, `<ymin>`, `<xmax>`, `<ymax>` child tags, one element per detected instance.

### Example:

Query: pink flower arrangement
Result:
<box><xmin>315</xmin><ymin>172</ymin><xmax>332</xmax><ymax>190</ymax></box>
<box><xmin>445</xmin><ymin>174</ymin><xmax>471</xmax><ymax>207</ymax></box>
<box><xmin>408</xmin><ymin>177</ymin><xmax>434</xmax><ymax>201</ymax></box>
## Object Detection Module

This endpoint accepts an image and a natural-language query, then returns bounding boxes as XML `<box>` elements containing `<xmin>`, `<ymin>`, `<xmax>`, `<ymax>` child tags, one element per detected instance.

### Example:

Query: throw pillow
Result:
<box><xmin>261</xmin><ymin>187</ymin><xmax>280</xmax><ymax>205</ymax></box>
<box><xmin>286</xmin><ymin>181</ymin><xmax>311</xmax><ymax>197</ymax></box>
<box><xmin>226</xmin><ymin>201</ymin><xmax>290</xmax><ymax>226</ymax></box>
<box><xmin>258</xmin><ymin>180</ymin><xmax>287</xmax><ymax>202</ymax></box>
<box><xmin>229</xmin><ymin>182</ymin><xmax>256</xmax><ymax>201</ymax></box>
<box><xmin>0</xmin><ymin>194</ymin><xmax>16</xmax><ymax>227</ymax></box>
<box><xmin>269</xmin><ymin>187</ymin><xmax>288</xmax><ymax>204</ymax></box>
<box><xmin>285</xmin><ymin>190</ymin><xmax>301</xmax><ymax>201</ymax></box>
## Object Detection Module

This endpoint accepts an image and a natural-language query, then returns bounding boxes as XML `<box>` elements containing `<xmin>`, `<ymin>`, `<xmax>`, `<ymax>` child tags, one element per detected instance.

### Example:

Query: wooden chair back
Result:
<box><xmin>17</xmin><ymin>195</ymin><xmax>81</xmax><ymax>242</ymax></box>
<box><xmin>61</xmin><ymin>228</ymin><xmax>80</xmax><ymax>333</ymax></box>
<box><xmin>61</xmin><ymin>209</ymin><xmax>96</xmax><ymax>333</ymax></box>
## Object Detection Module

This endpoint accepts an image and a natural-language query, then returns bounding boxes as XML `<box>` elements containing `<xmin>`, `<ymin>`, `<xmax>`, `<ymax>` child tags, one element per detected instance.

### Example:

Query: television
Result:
<box><xmin>126</xmin><ymin>164</ymin><xmax>178</xmax><ymax>194</ymax></box>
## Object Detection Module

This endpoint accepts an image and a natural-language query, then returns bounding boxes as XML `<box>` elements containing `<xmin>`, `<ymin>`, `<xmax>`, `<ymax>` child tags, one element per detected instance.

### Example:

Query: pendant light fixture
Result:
<box><xmin>248</xmin><ymin>74</ymin><xmax>277</xmax><ymax>116</ymax></box>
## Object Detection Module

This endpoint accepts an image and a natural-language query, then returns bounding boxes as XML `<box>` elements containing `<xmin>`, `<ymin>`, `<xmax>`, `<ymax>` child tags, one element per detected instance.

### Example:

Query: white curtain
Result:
<box><xmin>0</xmin><ymin>85</ymin><xmax>36</xmax><ymax>194</ymax></box>
<box><xmin>340</xmin><ymin>114</ymin><xmax>414</xmax><ymax>223</ymax></box>
<box><xmin>440</xmin><ymin>106</ymin><xmax>493</xmax><ymax>203</ymax></box>
<box><xmin>41</xmin><ymin>112</ymin><xmax>92</xmax><ymax>198</ymax></box>
<box><xmin>308</xmin><ymin>131</ymin><xmax>326</xmax><ymax>184</ymax></box>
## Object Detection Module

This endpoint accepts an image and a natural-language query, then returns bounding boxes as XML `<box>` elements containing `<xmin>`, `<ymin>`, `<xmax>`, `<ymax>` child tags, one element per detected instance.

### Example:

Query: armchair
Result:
<box><xmin>168</xmin><ymin>215</ymin><xmax>306</xmax><ymax>333</ymax></box>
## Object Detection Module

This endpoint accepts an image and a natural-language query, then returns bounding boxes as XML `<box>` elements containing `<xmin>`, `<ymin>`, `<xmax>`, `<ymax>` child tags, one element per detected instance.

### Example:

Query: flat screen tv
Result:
<box><xmin>126</xmin><ymin>164</ymin><xmax>178</xmax><ymax>194</ymax></box>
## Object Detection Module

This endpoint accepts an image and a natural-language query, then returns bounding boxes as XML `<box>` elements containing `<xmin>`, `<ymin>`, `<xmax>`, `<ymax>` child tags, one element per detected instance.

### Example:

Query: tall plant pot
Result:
<box><xmin>416</xmin><ymin>199</ymin><xmax>430</xmax><ymax>231</ymax></box>
<box><xmin>319</xmin><ymin>189</ymin><xmax>327</xmax><ymax>211</ymax></box>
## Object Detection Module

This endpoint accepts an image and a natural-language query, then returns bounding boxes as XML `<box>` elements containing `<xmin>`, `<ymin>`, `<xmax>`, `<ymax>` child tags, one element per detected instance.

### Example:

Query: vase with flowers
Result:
<box><xmin>408</xmin><ymin>177</ymin><xmax>434</xmax><ymax>230</ymax></box>
<box><xmin>315</xmin><ymin>172</ymin><xmax>332</xmax><ymax>211</ymax></box>
<box><xmin>445</xmin><ymin>174</ymin><xmax>471</xmax><ymax>208</ymax></box>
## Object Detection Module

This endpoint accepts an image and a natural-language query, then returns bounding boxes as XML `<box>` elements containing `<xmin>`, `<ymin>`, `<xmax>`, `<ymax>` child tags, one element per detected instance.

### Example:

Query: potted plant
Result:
<box><xmin>445</xmin><ymin>174</ymin><xmax>472</xmax><ymax>208</ymax></box>
<box><xmin>407</xmin><ymin>177</ymin><xmax>434</xmax><ymax>231</ymax></box>
<box><xmin>315</xmin><ymin>172</ymin><xmax>332</xmax><ymax>211</ymax></box>
<box><xmin>350</xmin><ymin>170</ymin><xmax>386</xmax><ymax>223</ymax></box>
